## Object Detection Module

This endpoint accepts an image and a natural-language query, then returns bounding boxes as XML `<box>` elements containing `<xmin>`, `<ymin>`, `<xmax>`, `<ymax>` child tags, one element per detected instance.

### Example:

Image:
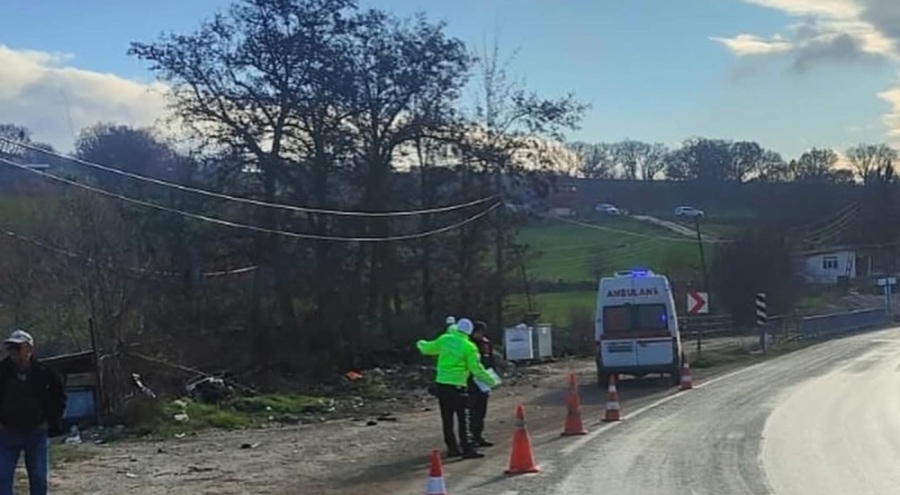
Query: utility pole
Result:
<box><xmin>694</xmin><ymin>216</ymin><xmax>710</xmax><ymax>292</ymax></box>
<box><xmin>495</xmin><ymin>170</ymin><xmax>505</xmax><ymax>336</ymax></box>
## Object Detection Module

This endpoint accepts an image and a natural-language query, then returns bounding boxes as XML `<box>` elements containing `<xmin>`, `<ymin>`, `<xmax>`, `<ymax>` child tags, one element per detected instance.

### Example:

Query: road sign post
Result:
<box><xmin>756</xmin><ymin>293</ymin><xmax>768</xmax><ymax>353</ymax></box>
<box><xmin>686</xmin><ymin>291</ymin><xmax>709</xmax><ymax>356</ymax></box>
<box><xmin>878</xmin><ymin>277</ymin><xmax>896</xmax><ymax>319</ymax></box>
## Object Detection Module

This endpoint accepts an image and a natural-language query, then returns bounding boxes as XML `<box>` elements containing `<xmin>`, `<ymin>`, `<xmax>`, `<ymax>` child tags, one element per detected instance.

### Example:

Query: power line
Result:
<box><xmin>801</xmin><ymin>206</ymin><xmax>859</xmax><ymax>245</ymax></box>
<box><xmin>0</xmin><ymin>227</ymin><xmax>258</xmax><ymax>278</ymax></box>
<box><xmin>0</xmin><ymin>137</ymin><xmax>497</xmax><ymax>217</ymax></box>
<box><xmin>0</xmin><ymin>157</ymin><xmax>500</xmax><ymax>242</ymax></box>
<box><xmin>788</xmin><ymin>202</ymin><xmax>857</xmax><ymax>239</ymax></box>
<box><xmin>545</xmin><ymin>214</ymin><xmax>730</xmax><ymax>244</ymax></box>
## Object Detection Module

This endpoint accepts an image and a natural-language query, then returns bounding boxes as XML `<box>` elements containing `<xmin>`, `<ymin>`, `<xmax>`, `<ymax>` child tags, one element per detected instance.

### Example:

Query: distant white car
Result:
<box><xmin>674</xmin><ymin>206</ymin><xmax>705</xmax><ymax>218</ymax></box>
<box><xmin>596</xmin><ymin>203</ymin><xmax>624</xmax><ymax>216</ymax></box>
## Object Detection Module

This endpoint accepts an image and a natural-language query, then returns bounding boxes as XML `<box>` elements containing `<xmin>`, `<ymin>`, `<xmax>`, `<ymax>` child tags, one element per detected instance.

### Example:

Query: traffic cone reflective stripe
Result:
<box><xmin>562</xmin><ymin>372</ymin><xmax>587</xmax><ymax>436</ymax></box>
<box><xmin>603</xmin><ymin>374</ymin><xmax>622</xmax><ymax>422</ymax></box>
<box><xmin>679</xmin><ymin>363</ymin><xmax>694</xmax><ymax>391</ymax></box>
<box><xmin>505</xmin><ymin>403</ymin><xmax>540</xmax><ymax>475</ymax></box>
<box><xmin>425</xmin><ymin>449</ymin><xmax>448</xmax><ymax>495</ymax></box>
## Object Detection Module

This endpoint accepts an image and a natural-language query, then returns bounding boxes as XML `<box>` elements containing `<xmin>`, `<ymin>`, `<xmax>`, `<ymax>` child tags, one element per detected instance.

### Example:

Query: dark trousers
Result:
<box><xmin>0</xmin><ymin>428</ymin><xmax>49</xmax><ymax>495</ymax></box>
<box><xmin>470</xmin><ymin>389</ymin><xmax>489</xmax><ymax>440</ymax></box>
<box><xmin>436</xmin><ymin>384</ymin><xmax>474</xmax><ymax>453</ymax></box>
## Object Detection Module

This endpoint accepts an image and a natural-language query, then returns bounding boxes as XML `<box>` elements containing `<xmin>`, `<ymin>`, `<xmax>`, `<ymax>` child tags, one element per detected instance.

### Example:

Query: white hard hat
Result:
<box><xmin>457</xmin><ymin>318</ymin><xmax>474</xmax><ymax>335</ymax></box>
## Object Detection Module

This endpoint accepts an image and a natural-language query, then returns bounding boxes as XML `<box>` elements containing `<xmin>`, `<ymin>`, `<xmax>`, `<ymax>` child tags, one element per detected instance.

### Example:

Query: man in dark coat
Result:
<box><xmin>0</xmin><ymin>329</ymin><xmax>66</xmax><ymax>495</ymax></box>
<box><xmin>468</xmin><ymin>321</ymin><xmax>496</xmax><ymax>447</ymax></box>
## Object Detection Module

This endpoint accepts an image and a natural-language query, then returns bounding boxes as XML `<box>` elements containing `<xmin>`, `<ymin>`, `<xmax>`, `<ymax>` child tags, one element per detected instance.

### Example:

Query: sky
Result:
<box><xmin>1</xmin><ymin>0</ymin><xmax>900</xmax><ymax>159</ymax></box>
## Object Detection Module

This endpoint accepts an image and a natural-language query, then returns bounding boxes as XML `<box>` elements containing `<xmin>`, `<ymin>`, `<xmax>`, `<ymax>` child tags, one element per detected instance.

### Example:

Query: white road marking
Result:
<box><xmin>537</xmin><ymin>460</ymin><xmax>555</xmax><ymax>475</ymax></box>
<box><xmin>560</xmin><ymin>361</ymin><xmax>769</xmax><ymax>456</ymax></box>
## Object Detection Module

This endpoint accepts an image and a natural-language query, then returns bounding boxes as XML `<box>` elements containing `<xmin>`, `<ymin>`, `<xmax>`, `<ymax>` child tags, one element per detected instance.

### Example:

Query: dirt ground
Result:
<box><xmin>46</xmin><ymin>336</ymin><xmax>762</xmax><ymax>495</ymax></box>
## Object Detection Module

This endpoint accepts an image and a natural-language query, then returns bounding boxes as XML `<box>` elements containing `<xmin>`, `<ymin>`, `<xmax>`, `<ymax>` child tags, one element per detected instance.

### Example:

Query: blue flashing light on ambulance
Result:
<box><xmin>595</xmin><ymin>268</ymin><xmax>684</xmax><ymax>387</ymax></box>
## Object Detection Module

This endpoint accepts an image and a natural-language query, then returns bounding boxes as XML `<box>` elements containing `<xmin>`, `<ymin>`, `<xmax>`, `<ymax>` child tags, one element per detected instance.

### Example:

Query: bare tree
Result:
<box><xmin>641</xmin><ymin>143</ymin><xmax>668</xmax><ymax>180</ymax></box>
<box><xmin>460</xmin><ymin>38</ymin><xmax>587</xmax><ymax>329</ymax></box>
<box><xmin>795</xmin><ymin>148</ymin><xmax>851</xmax><ymax>183</ymax></box>
<box><xmin>129</xmin><ymin>0</ymin><xmax>362</xmax><ymax>357</ymax></box>
<box><xmin>569</xmin><ymin>142</ymin><xmax>617</xmax><ymax>179</ymax></box>
<box><xmin>729</xmin><ymin>141</ymin><xmax>764</xmax><ymax>183</ymax></box>
<box><xmin>846</xmin><ymin>143</ymin><xmax>898</xmax><ymax>184</ymax></box>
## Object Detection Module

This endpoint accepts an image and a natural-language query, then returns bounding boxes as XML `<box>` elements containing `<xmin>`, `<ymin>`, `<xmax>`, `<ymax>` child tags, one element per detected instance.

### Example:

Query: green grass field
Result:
<box><xmin>508</xmin><ymin>217</ymin><xmax>744</xmax><ymax>329</ymax></box>
<box><xmin>517</xmin><ymin>218</ymin><xmax>713</xmax><ymax>283</ymax></box>
<box><xmin>508</xmin><ymin>290</ymin><xmax>595</xmax><ymax>327</ymax></box>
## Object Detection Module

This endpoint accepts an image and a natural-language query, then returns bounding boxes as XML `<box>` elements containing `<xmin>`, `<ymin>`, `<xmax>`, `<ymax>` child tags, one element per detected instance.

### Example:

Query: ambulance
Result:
<box><xmin>595</xmin><ymin>268</ymin><xmax>683</xmax><ymax>386</ymax></box>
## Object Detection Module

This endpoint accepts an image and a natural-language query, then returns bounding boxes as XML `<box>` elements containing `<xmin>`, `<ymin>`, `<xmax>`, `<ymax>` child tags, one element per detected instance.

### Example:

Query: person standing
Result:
<box><xmin>417</xmin><ymin>318</ymin><xmax>497</xmax><ymax>459</ymax></box>
<box><xmin>468</xmin><ymin>321</ymin><xmax>495</xmax><ymax>447</ymax></box>
<box><xmin>0</xmin><ymin>329</ymin><xmax>66</xmax><ymax>495</ymax></box>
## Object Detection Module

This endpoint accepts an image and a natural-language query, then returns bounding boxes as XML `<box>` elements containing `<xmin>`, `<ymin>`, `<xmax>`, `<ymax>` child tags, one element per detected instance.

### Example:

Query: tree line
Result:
<box><xmin>569</xmin><ymin>138</ymin><xmax>898</xmax><ymax>185</ymax></box>
<box><xmin>0</xmin><ymin>0</ymin><xmax>589</xmax><ymax>391</ymax></box>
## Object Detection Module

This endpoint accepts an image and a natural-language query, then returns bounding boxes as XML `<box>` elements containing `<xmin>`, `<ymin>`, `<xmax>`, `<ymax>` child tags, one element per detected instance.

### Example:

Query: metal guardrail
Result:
<box><xmin>797</xmin><ymin>308</ymin><xmax>889</xmax><ymax>339</ymax></box>
<box><xmin>682</xmin><ymin>308</ymin><xmax>890</xmax><ymax>356</ymax></box>
<box><xmin>763</xmin><ymin>308</ymin><xmax>889</xmax><ymax>343</ymax></box>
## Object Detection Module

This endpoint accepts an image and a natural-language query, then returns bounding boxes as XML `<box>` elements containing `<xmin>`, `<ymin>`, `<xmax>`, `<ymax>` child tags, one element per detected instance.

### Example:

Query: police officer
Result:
<box><xmin>468</xmin><ymin>320</ymin><xmax>495</xmax><ymax>447</ymax></box>
<box><xmin>417</xmin><ymin>318</ymin><xmax>497</xmax><ymax>459</ymax></box>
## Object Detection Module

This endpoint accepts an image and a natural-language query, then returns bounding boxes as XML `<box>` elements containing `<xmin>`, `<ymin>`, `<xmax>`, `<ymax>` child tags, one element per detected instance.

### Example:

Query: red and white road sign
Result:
<box><xmin>687</xmin><ymin>291</ymin><xmax>709</xmax><ymax>314</ymax></box>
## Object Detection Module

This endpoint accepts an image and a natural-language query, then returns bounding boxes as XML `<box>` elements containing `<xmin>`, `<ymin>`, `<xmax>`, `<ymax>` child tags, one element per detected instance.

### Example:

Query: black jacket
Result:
<box><xmin>472</xmin><ymin>336</ymin><xmax>495</xmax><ymax>369</ymax></box>
<box><xmin>0</xmin><ymin>357</ymin><xmax>66</xmax><ymax>433</ymax></box>
<box><xmin>467</xmin><ymin>335</ymin><xmax>496</xmax><ymax>393</ymax></box>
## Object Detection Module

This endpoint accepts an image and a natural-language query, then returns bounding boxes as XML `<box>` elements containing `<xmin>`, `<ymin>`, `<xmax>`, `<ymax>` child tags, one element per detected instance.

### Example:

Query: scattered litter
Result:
<box><xmin>131</xmin><ymin>373</ymin><xmax>156</xmax><ymax>399</ymax></box>
<box><xmin>186</xmin><ymin>377</ymin><xmax>233</xmax><ymax>404</ymax></box>
<box><xmin>173</xmin><ymin>413</ymin><xmax>189</xmax><ymax>422</ymax></box>
<box><xmin>64</xmin><ymin>425</ymin><xmax>82</xmax><ymax>445</ymax></box>
<box><xmin>240</xmin><ymin>442</ymin><xmax>261</xmax><ymax>449</ymax></box>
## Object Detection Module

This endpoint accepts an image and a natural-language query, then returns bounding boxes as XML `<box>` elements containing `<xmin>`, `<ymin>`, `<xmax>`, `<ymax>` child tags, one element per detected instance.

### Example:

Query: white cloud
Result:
<box><xmin>738</xmin><ymin>0</ymin><xmax>861</xmax><ymax>18</ymax></box>
<box><xmin>0</xmin><ymin>45</ymin><xmax>170</xmax><ymax>152</ymax></box>
<box><xmin>710</xmin><ymin>34</ymin><xmax>793</xmax><ymax>55</ymax></box>
<box><xmin>715</xmin><ymin>0</ymin><xmax>900</xmax><ymax>145</ymax></box>
<box><xmin>877</xmin><ymin>83</ymin><xmax>900</xmax><ymax>145</ymax></box>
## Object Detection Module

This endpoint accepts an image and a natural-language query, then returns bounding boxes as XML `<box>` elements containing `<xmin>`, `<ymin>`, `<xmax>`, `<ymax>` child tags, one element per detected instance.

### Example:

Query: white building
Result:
<box><xmin>797</xmin><ymin>247</ymin><xmax>856</xmax><ymax>284</ymax></box>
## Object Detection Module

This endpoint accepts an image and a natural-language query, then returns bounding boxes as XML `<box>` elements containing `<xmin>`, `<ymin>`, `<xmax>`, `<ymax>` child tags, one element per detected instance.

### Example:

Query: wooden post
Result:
<box><xmin>88</xmin><ymin>318</ymin><xmax>104</xmax><ymax>424</ymax></box>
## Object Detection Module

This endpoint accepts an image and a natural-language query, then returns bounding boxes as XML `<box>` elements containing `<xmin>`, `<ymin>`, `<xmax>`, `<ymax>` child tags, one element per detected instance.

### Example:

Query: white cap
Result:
<box><xmin>457</xmin><ymin>318</ymin><xmax>474</xmax><ymax>335</ymax></box>
<box><xmin>445</xmin><ymin>316</ymin><xmax>456</xmax><ymax>325</ymax></box>
<box><xmin>4</xmin><ymin>329</ymin><xmax>33</xmax><ymax>347</ymax></box>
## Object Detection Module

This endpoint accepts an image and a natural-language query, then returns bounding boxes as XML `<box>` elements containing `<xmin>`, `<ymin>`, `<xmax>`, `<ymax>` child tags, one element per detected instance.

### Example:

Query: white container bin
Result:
<box><xmin>504</xmin><ymin>324</ymin><xmax>534</xmax><ymax>361</ymax></box>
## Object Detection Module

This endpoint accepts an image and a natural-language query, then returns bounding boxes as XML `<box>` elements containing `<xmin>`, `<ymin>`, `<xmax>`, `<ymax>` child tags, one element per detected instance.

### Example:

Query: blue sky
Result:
<box><xmin>1</xmin><ymin>0</ymin><xmax>899</xmax><ymax>158</ymax></box>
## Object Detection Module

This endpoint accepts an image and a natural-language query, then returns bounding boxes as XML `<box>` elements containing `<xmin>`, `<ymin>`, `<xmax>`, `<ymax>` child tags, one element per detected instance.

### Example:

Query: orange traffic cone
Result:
<box><xmin>679</xmin><ymin>362</ymin><xmax>693</xmax><ymax>391</ymax></box>
<box><xmin>603</xmin><ymin>374</ymin><xmax>622</xmax><ymax>422</ymax></box>
<box><xmin>425</xmin><ymin>449</ymin><xmax>448</xmax><ymax>495</ymax></box>
<box><xmin>505</xmin><ymin>403</ymin><xmax>540</xmax><ymax>475</ymax></box>
<box><xmin>561</xmin><ymin>372</ymin><xmax>587</xmax><ymax>436</ymax></box>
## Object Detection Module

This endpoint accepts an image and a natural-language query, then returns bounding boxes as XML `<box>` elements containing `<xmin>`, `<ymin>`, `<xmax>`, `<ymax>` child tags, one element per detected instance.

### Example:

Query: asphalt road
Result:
<box><xmin>404</xmin><ymin>327</ymin><xmax>900</xmax><ymax>495</ymax></box>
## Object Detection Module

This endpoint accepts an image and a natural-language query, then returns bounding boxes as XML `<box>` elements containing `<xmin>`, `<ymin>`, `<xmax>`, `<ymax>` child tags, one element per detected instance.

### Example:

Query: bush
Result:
<box><xmin>710</xmin><ymin>226</ymin><xmax>798</xmax><ymax>325</ymax></box>
<box><xmin>551</xmin><ymin>308</ymin><xmax>595</xmax><ymax>357</ymax></box>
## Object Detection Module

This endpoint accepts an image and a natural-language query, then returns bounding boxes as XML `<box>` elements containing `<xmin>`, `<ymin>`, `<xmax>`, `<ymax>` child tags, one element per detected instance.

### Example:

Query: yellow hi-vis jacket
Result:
<box><xmin>417</xmin><ymin>326</ymin><xmax>498</xmax><ymax>388</ymax></box>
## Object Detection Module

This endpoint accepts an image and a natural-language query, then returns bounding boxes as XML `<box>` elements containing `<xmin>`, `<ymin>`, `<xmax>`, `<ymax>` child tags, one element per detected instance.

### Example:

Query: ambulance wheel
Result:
<box><xmin>670</xmin><ymin>354</ymin><xmax>684</xmax><ymax>387</ymax></box>
<box><xmin>670</xmin><ymin>368</ymin><xmax>681</xmax><ymax>387</ymax></box>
